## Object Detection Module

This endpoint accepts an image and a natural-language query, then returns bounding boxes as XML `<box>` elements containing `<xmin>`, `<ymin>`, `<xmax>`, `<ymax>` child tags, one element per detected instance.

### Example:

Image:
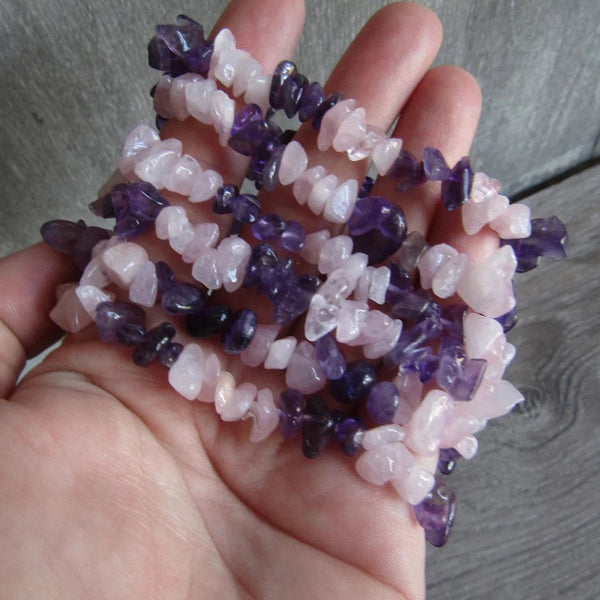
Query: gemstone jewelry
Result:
<box><xmin>40</xmin><ymin>14</ymin><xmax>569</xmax><ymax>548</ymax></box>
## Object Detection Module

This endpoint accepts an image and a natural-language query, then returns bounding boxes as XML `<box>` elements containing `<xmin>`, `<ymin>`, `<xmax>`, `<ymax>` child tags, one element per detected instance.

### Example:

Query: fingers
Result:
<box><xmin>0</xmin><ymin>244</ymin><xmax>79</xmax><ymax>397</ymax></box>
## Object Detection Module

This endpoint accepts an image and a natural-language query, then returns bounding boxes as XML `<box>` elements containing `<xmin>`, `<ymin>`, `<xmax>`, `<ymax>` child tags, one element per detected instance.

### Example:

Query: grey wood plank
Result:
<box><xmin>426</xmin><ymin>164</ymin><xmax>600</xmax><ymax>600</ymax></box>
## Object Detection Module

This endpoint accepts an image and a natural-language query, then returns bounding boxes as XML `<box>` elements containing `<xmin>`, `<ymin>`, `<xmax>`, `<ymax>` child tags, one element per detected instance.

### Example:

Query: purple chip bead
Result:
<box><xmin>214</xmin><ymin>185</ymin><xmax>238</xmax><ymax>214</ymax></box>
<box><xmin>116</xmin><ymin>323</ymin><xmax>148</xmax><ymax>346</ymax></box>
<box><xmin>438</xmin><ymin>447</ymin><xmax>461</xmax><ymax>475</ymax></box>
<box><xmin>441</xmin><ymin>157</ymin><xmax>473</xmax><ymax>212</ymax></box>
<box><xmin>302</xmin><ymin>395</ymin><xmax>335</xmax><ymax>458</ymax></box>
<box><xmin>298</xmin><ymin>81</ymin><xmax>324</xmax><ymax>122</ymax></box>
<box><xmin>273</xmin><ymin>275</ymin><xmax>319</xmax><ymax>325</ymax></box>
<box><xmin>269</xmin><ymin>60</ymin><xmax>297</xmax><ymax>110</ymax></box>
<box><xmin>358</xmin><ymin>176</ymin><xmax>375</xmax><ymax>198</ymax></box>
<box><xmin>133</xmin><ymin>322</ymin><xmax>176</xmax><ymax>367</ymax></box>
<box><xmin>389</xmin><ymin>150</ymin><xmax>427</xmax><ymax>191</ymax></box>
<box><xmin>315</xmin><ymin>333</ymin><xmax>346</xmax><ymax>381</ymax></box>
<box><xmin>230</xmin><ymin>103</ymin><xmax>263</xmax><ymax>138</ymax></box>
<box><xmin>280</xmin><ymin>220</ymin><xmax>306</xmax><ymax>252</ymax></box>
<box><xmin>413</xmin><ymin>477</ymin><xmax>456</xmax><ymax>547</ymax></box>
<box><xmin>95</xmin><ymin>301</ymin><xmax>146</xmax><ymax>343</ymax></box>
<box><xmin>252</xmin><ymin>214</ymin><xmax>286</xmax><ymax>241</ymax></box>
<box><xmin>335</xmin><ymin>418</ymin><xmax>366</xmax><ymax>456</ymax></box>
<box><xmin>222</xmin><ymin>309</ymin><xmax>257</xmax><ymax>354</ymax></box>
<box><xmin>423</xmin><ymin>147</ymin><xmax>451</xmax><ymax>181</ymax></box>
<box><xmin>330</xmin><ymin>361</ymin><xmax>377</xmax><ymax>404</ymax></box>
<box><xmin>262</xmin><ymin>144</ymin><xmax>285</xmax><ymax>192</ymax></box>
<box><xmin>161</xmin><ymin>282</ymin><xmax>206</xmax><ymax>315</ymax></box>
<box><xmin>449</xmin><ymin>358</ymin><xmax>487</xmax><ymax>402</ymax></box>
<box><xmin>244</xmin><ymin>243</ymin><xmax>279</xmax><ymax>288</ymax></box>
<box><xmin>312</xmin><ymin>91</ymin><xmax>343</xmax><ymax>130</ymax></box>
<box><xmin>277</xmin><ymin>389</ymin><xmax>304</xmax><ymax>438</ymax></box>
<box><xmin>89</xmin><ymin>194</ymin><xmax>115</xmax><ymax>218</ymax></box>
<box><xmin>496</xmin><ymin>304</ymin><xmax>518</xmax><ymax>333</ymax></box>
<box><xmin>260</xmin><ymin>257</ymin><xmax>296</xmax><ymax>301</ymax></box>
<box><xmin>281</xmin><ymin>72</ymin><xmax>308</xmax><ymax>119</ymax></box>
<box><xmin>155</xmin><ymin>260</ymin><xmax>175</xmax><ymax>294</ymax></box>
<box><xmin>158</xmin><ymin>342</ymin><xmax>184</xmax><ymax>368</ymax></box>
<box><xmin>186</xmin><ymin>304</ymin><xmax>233</xmax><ymax>338</ymax></box>
<box><xmin>232</xmin><ymin>193</ymin><xmax>261</xmax><ymax>224</ymax></box>
<box><xmin>367</xmin><ymin>381</ymin><xmax>401</xmax><ymax>424</ymax></box>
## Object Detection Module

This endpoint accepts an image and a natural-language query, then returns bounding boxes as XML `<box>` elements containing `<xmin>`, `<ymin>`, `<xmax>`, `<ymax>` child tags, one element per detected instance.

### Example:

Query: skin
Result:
<box><xmin>0</xmin><ymin>1</ymin><xmax>490</xmax><ymax>598</ymax></box>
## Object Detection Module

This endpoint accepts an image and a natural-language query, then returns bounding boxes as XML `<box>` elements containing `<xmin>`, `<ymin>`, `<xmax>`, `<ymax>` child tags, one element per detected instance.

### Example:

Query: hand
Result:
<box><xmin>0</xmin><ymin>1</ymin><xmax>486</xmax><ymax>598</ymax></box>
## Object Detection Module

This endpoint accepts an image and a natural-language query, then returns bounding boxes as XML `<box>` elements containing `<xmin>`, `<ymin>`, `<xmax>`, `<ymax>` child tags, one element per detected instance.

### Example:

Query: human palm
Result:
<box><xmin>0</xmin><ymin>1</ymin><xmax>490</xmax><ymax>598</ymax></box>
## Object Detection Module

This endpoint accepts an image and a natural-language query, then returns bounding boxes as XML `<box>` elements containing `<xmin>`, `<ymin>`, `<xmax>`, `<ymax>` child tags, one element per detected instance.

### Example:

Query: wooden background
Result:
<box><xmin>1</xmin><ymin>1</ymin><xmax>599</xmax><ymax>597</ymax></box>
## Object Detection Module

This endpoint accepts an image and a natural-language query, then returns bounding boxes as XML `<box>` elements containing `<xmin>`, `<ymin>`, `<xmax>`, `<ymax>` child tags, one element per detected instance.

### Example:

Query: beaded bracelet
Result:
<box><xmin>40</xmin><ymin>13</ymin><xmax>569</xmax><ymax>548</ymax></box>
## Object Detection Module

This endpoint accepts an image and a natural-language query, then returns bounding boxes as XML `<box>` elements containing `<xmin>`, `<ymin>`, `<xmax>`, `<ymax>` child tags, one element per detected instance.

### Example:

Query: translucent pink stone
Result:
<box><xmin>318</xmin><ymin>235</ymin><xmax>353</xmax><ymax>274</ymax></box>
<box><xmin>216</xmin><ymin>236</ymin><xmax>251</xmax><ymax>292</ymax></box>
<box><xmin>189</xmin><ymin>169</ymin><xmax>224</xmax><ymax>203</ymax></box>
<box><xmin>418</xmin><ymin>244</ymin><xmax>458</xmax><ymax>290</ymax></box>
<box><xmin>463</xmin><ymin>313</ymin><xmax>504</xmax><ymax>359</ymax></box>
<box><xmin>354</xmin><ymin>266</ymin><xmax>373</xmax><ymax>303</ymax></box>
<box><xmin>133</xmin><ymin>138</ymin><xmax>182</xmax><ymax>189</ymax></box>
<box><xmin>192</xmin><ymin>247</ymin><xmax>221</xmax><ymax>290</ymax></box>
<box><xmin>299</xmin><ymin>229</ymin><xmax>330</xmax><ymax>264</ymax></box>
<box><xmin>164</xmin><ymin>154</ymin><xmax>202</xmax><ymax>196</ymax></box>
<box><xmin>461</xmin><ymin>191</ymin><xmax>509</xmax><ymax>235</ymax></box>
<box><xmin>469</xmin><ymin>172</ymin><xmax>502</xmax><ymax>203</ymax></box>
<box><xmin>293</xmin><ymin>165</ymin><xmax>327</xmax><ymax>206</ymax></box>
<box><xmin>214</xmin><ymin>371</ymin><xmax>236</xmax><ymax>417</ymax></box>
<box><xmin>372</xmin><ymin>137</ymin><xmax>403</xmax><ymax>175</ymax></box>
<box><xmin>101</xmin><ymin>242</ymin><xmax>149</xmax><ymax>289</ymax></box>
<box><xmin>75</xmin><ymin>285</ymin><xmax>113</xmax><ymax>319</ymax></box>
<box><xmin>50</xmin><ymin>284</ymin><xmax>93</xmax><ymax>333</ymax></box>
<box><xmin>202</xmin><ymin>353</ymin><xmax>222</xmax><ymax>387</ymax></box>
<box><xmin>393</xmin><ymin>372</ymin><xmax>423</xmax><ymax>425</ymax></box>
<box><xmin>244</xmin><ymin>72</ymin><xmax>272</xmax><ymax>110</ymax></box>
<box><xmin>240</xmin><ymin>324</ymin><xmax>280</xmax><ymax>367</ymax></box>
<box><xmin>456</xmin><ymin>246</ymin><xmax>517</xmax><ymax>318</ymax></box>
<box><xmin>397</xmin><ymin>231</ymin><xmax>428</xmax><ymax>274</ymax></box>
<box><xmin>308</xmin><ymin>173</ymin><xmax>338</xmax><ymax>216</ymax></box>
<box><xmin>155</xmin><ymin>205</ymin><xmax>188</xmax><ymax>240</ymax></box>
<box><xmin>80</xmin><ymin>255</ymin><xmax>110</xmax><ymax>289</ymax></box>
<box><xmin>404</xmin><ymin>390</ymin><xmax>454</xmax><ymax>456</ymax></box>
<box><xmin>323</xmin><ymin>178</ymin><xmax>358</xmax><ymax>223</ymax></box>
<box><xmin>168</xmin><ymin>343</ymin><xmax>206</xmax><ymax>401</ymax></box>
<box><xmin>340</xmin><ymin>252</ymin><xmax>368</xmax><ymax>291</ymax></box>
<box><xmin>362</xmin><ymin>424</ymin><xmax>406</xmax><ymax>450</ymax></box>
<box><xmin>118</xmin><ymin>125</ymin><xmax>160</xmax><ymax>179</ymax></box>
<box><xmin>455</xmin><ymin>434</ymin><xmax>479</xmax><ymax>459</ymax></box>
<box><xmin>285</xmin><ymin>340</ymin><xmax>327</xmax><ymax>393</ymax></box>
<box><xmin>169</xmin><ymin>221</ymin><xmax>196</xmax><ymax>254</ymax></box>
<box><xmin>304</xmin><ymin>293</ymin><xmax>341</xmax><ymax>342</ymax></box>
<box><xmin>264</xmin><ymin>336</ymin><xmax>298</xmax><ymax>369</ymax></box>
<box><xmin>355</xmin><ymin>442</ymin><xmax>413</xmax><ymax>486</ymax></box>
<box><xmin>336</xmin><ymin>300</ymin><xmax>368</xmax><ymax>343</ymax></box>
<box><xmin>317</xmin><ymin>99</ymin><xmax>356</xmax><ymax>151</ymax></box>
<box><xmin>363</xmin><ymin>318</ymin><xmax>402</xmax><ymax>359</ymax></box>
<box><xmin>182</xmin><ymin>223</ymin><xmax>220</xmax><ymax>264</ymax></box>
<box><xmin>489</xmin><ymin>203</ymin><xmax>532</xmax><ymax>239</ymax></box>
<box><xmin>170</xmin><ymin>73</ymin><xmax>200</xmax><ymax>121</ymax></box>
<box><xmin>186</xmin><ymin>78</ymin><xmax>217</xmax><ymax>124</ymax></box>
<box><xmin>212</xmin><ymin>47</ymin><xmax>249</xmax><ymax>87</ymax></box>
<box><xmin>278</xmin><ymin>140</ymin><xmax>308</xmax><ymax>186</ymax></box>
<box><xmin>220</xmin><ymin>382</ymin><xmax>256</xmax><ymax>422</ymax></box>
<box><xmin>347</xmin><ymin>125</ymin><xmax>385</xmax><ymax>161</ymax></box>
<box><xmin>358</xmin><ymin>310</ymin><xmax>393</xmax><ymax>343</ymax></box>
<box><xmin>368</xmin><ymin>266</ymin><xmax>391</xmax><ymax>304</ymax></box>
<box><xmin>152</xmin><ymin>75</ymin><xmax>175</xmax><ymax>119</ymax></box>
<box><xmin>332</xmin><ymin>107</ymin><xmax>367</xmax><ymax>152</ymax></box>
<box><xmin>485</xmin><ymin>379</ymin><xmax>524</xmax><ymax>418</ymax></box>
<box><xmin>391</xmin><ymin>464</ymin><xmax>435</xmax><ymax>505</ymax></box>
<box><xmin>249</xmin><ymin>388</ymin><xmax>279</xmax><ymax>442</ymax></box>
<box><xmin>431</xmin><ymin>253</ymin><xmax>468</xmax><ymax>299</ymax></box>
<box><xmin>128</xmin><ymin>260</ymin><xmax>158</xmax><ymax>307</ymax></box>
<box><xmin>210</xmin><ymin>90</ymin><xmax>235</xmax><ymax>146</ymax></box>
<box><xmin>232</xmin><ymin>55</ymin><xmax>262</xmax><ymax>97</ymax></box>
<box><xmin>209</xmin><ymin>28</ymin><xmax>236</xmax><ymax>73</ymax></box>
<box><xmin>439</xmin><ymin>413</ymin><xmax>482</xmax><ymax>448</ymax></box>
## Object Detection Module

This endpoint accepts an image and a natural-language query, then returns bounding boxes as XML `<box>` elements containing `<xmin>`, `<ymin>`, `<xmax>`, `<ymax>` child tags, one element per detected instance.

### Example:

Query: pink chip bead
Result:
<box><xmin>189</xmin><ymin>169</ymin><xmax>224</xmax><ymax>203</ymax></box>
<box><xmin>118</xmin><ymin>125</ymin><xmax>160</xmax><ymax>179</ymax></box>
<box><xmin>128</xmin><ymin>261</ymin><xmax>158</xmax><ymax>307</ymax></box>
<box><xmin>240</xmin><ymin>324</ymin><xmax>280</xmax><ymax>367</ymax></box>
<box><xmin>362</xmin><ymin>424</ymin><xmax>406</xmax><ymax>450</ymax></box>
<box><xmin>279</xmin><ymin>141</ymin><xmax>308</xmax><ymax>186</ymax></box>
<box><xmin>170</xmin><ymin>73</ymin><xmax>201</xmax><ymax>121</ymax></box>
<box><xmin>164</xmin><ymin>154</ymin><xmax>202</xmax><ymax>196</ymax></box>
<box><xmin>152</xmin><ymin>75</ymin><xmax>175</xmax><ymax>119</ymax></box>
<box><xmin>264</xmin><ymin>336</ymin><xmax>298</xmax><ymax>369</ymax></box>
<box><xmin>332</xmin><ymin>107</ymin><xmax>367</xmax><ymax>152</ymax></box>
<box><xmin>244</xmin><ymin>72</ymin><xmax>272</xmax><ymax>110</ymax></box>
<box><xmin>318</xmin><ymin>235</ymin><xmax>353</xmax><ymax>274</ymax></box>
<box><xmin>347</xmin><ymin>125</ymin><xmax>385</xmax><ymax>161</ymax></box>
<box><xmin>50</xmin><ymin>284</ymin><xmax>93</xmax><ymax>333</ymax></box>
<box><xmin>431</xmin><ymin>253</ymin><xmax>468</xmax><ymax>299</ymax></box>
<box><xmin>323</xmin><ymin>178</ymin><xmax>358</xmax><ymax>224</ymax></box>
<box><xmin>372</xmin><ymin>137</ymin><xmax>403</xmax><ymax>176</ymax></box>
<box><xmin>168</xmin><ymin>343</ymin><xmax>206</xmax><ymax>401</ymax></box>
<box><xmin>216</xmin><ymin>236</ymin><xmax>251</xmax><ymax>292</ymax></box>
<box><xmin>308</xmin><ymin>173</ymin><xmax>338</xmax><ymax>216</ymax></box>
<box><xmin>489</xmin><ymin>202</ymin><xmax>532</xmax><ymax>239</ymax></box>
<box><xmin>219</xmin><ymin>382</ymin><xmax>257</xmax><ymax>422</ymax></box>
<box><xmin>462</xmin><ymin>191</ymin><xmax>509</xmax><ymax>235</ymax></box>
<box><xmin>293</xmin><ymin>165</ymin><xmax>326</xmax><ymax>206</ymax></box>
<box><xmin>101</xmin><ymin>242</ymin><xmax>149</xmax><ymax>289</ymax></box>
<box><xmin>133</xmin><ymin>138</ymin><xmax>182</xmax><ymax>189</ymax></box>
<box><xmin>363</xmin><ymin>318</ymin><xmax>402</xmax><ymax>359</ymax></box>
<box><xmin>249</xmin><ymin>389</ymin><xmax>279</xmax><ymax>442</ymax></box>
<box><xmin>418</xmin><ymin>243</ymin><xmax>458</xmax><ymax>290</ymax></box>
<box><xmin>336</xmin><ymin>300</ymin><xmax>368</xmax><ymax>343</ymax></box>
<box><xmin>299</xmin><ymin>229</ymin><xmax>331</xmax><ymax>264</ymax></box>
<box><xmin>75</xmin><ymin>285</ymin><xmax>113</xmax><ymax>319</ymax></box>
<box><xmin>317</xmin><ymin>98</ymin><xmax>356</xmax><ymax>151</ymax></box>
<box><xmin>186</xmin><ymin>78</ymin><xmax>217</xmax><ymax>124</ymax></box>
<box><xmin>285</xmin><ymin>341</ymin><xmax>327</xmax><ymax>394</ymax></box>
<box><xmin>155</xmin><ymin>205</ymin><xmax>188</xmax><ymax>240</ymax></box>
<box><xmin>182</xmin><ymin>222</ymin><xmax>220</xmax><ymax>264</ymax></box>
<box><xmin>192</xmin><ymin>247</ymin><xmax>221</xmax><ymax>290</ymax></box>
<box><xmin>391</xmin><ymin>464</ymin><xmax>435</xmax><ymax>505</ymax></box>
<box><xmin>355</xmin><ymin>442</ymin><xmax>413</xmax><ymax>486</ymax></box>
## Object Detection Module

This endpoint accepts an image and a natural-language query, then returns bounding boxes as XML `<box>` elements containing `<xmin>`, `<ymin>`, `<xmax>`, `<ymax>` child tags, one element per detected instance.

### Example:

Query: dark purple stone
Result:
<box><xmin>440</xmin><ymin>304</ymin><xmax>468</xmax><ymax>340</ymax></box>
<box><xmin>260</xmin><ymin>257</ymin><xmax>296</xmax><ymax>301</ymax></box>
<box><xmin>186</xmin><ymin>304</ymin><xmax>233</xmax><ymax>338</ymax></box>
<box><xmin>330</xmin><ymin>361</ymin><xmax>377</xmax><ymax>404</ymax></box>
<box><xmin>441</xmin><ymin>157</ymin><xmax>473</xmax><ymax>212</ymax></box>
<box><xmin>252</xmin><ymin>214</ymin><xmax>286</xmax><ymax>241</ymax></box>
<box><xmin>161</xmin><ymin>282</ymin><xmax>206</xmax><ymax>315</ymax></box>
<box><xmin>281</xmin><ymin>72</ymin><xmax>308</xmax><ymax>118</ymax></box>
<box><xmin>383</xmin><ymin>318</ymin><xmax>443</xmax><ymax>369</ymax></box>
<box><xmin>438</xmin><ymin>448</ymin><xmax>461</xmax><ymax>475</ymax></box>
<box><xmin>89</xmin><ymin>194</ymin><xmax>115</xmax><ymax>218</ymax></box>
<box><xmin>335</xmin><ymin>418</ymin><xmax>366</xmax><ymax>456</ymax></box>
<box><xmin>417</xmin><ymin>350</ymin><xmax>439</xmax><ymax>383</ymax></box>
<box><xmin>280</xmin><ymin>220</ymin><xmax>306</xmax><ymax>252</ymax></box>
<box><xmin>388</xmin><ymin>150</ymin><xmax>427</xmax><ymax>191</ymax></box>
<box><xmin>158</xmin><ymin>342</ymin><xmax>183</xmax><ymax>368</ymax></box>
<box><xmin>133</xmin><ymin>322</ymin><xmax>176</xmax><ymax>367</ymax></box>
<box><xmin>315</xmin><ymin>334</ymin><xmax>346</xmax><ymax>381</ymax></box>
<box><xmin>72</xmin><ymin>226</ymin><xmax>112</xmax><ymax>270</ymax></box>
<box><xmin>413</xmin><ymin>477</ymin><xmax>456</xmax><ymax>547</ymax></box>
<box><xmin>302</xmin><ymin>395</ymin><xmax>335</xmax><ymax>458</ymax></box>
<box><xmin>423</xmin><ymin>147</ymin><xmax>451</xmax><ymax>181</ymax></box>
<box><xmin>95</xmin><ymin>301</ymin><xmax>146</xmax><ymax>343</ymax></box>
<box><xmin>155</xmin><ymin>260</ymin><xmax>175</xmax><ymax>294</ymax></box>
<box><xmin>496</xmin><ymin>304</ymin><xmax>518</xmax><ymax>333</ymax></box>
<box><xmin>214</xmin><ymin>185</ymin><xmax>239</xmax><ymax>214</ymax></box>
<box><xmin>262</xmin><ymin>144</ymin><xmax>285</xmax><ymax>192</ymax></box>
<box><xmin>385</xmin><ymin>263</ymin><xmax>414</xmax><ymax>302</ymax></box>
<box><xmin>298</xmin><ymin>81</ymin><xmax>324</xmax><ymax>122</ymax></box>
<box><xmin>273</xmin><ymin>274</ymin><xmax>320</xmax><ymax>325</ymax></box>
<box><xmin>230</xmin><ymin>103</ymin><xmax>263</xmax><ymax>138</ymax></box>
<box><xmin>312</xmin><ymin>91</ymin><xmax>343</xmax><ymax>131</ymax></box>
<box><xmin>229</xmin><ymin>118</ymin><xmax>274</xmax><ymax>156</ymax></box>
<box><xmin>277</xmin><ymin>389</ymin><xmax>304</xmax><ymax>438</ymax></box>
<box><xmin>116</xmin><ymin>323</ymin><xmax>148</xmax><ymax>346</ymax></box>
<box><xmin>367</xmin><ymin>381</ymin><xmax>400</xmax><ymax>424</ymax></box>
<box><xmin>449</xmin><ymin>358</ymin><xmax>487</xmax><ymax>402</ymax></box>
<box><xmin>358</xmin><ymin>176</ymin><xmax>375</xmax><ymax>198</ymax></box>
<box><xmin>222</xmin><ymin>309</ymin><xmax>257</xmax><ymax>354</ymax></box>
<box><xmin>389</xmin><ymin>288</ymin><xmax>439</xmax><ymax>322</ymax></box>
<box><xmin>501</xmin><ymin>215</ymin><xmax>568</xmax><ymax>272</ymax></box>
<box><xmin>436</xmin><ymin>338</ymin><xmax>465</xmax><ymax>391</ymax></box>
<box><xmin>232</xmin><ymin>193</ymin><xmax>261</xmax><ymax>224</ymax></box>
<box><xmin>269</xmin><ymin>60</ymin><xmax>297</xmax><ymax>110</ymax></box>
<box><xmin>244</xmin><ymin>244</ymin><xmax>279</xmax><ymax>288</ymax></box>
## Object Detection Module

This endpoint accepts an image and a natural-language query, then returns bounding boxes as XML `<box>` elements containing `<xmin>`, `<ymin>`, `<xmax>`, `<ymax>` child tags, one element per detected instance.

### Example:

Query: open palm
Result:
<box><xmin>0</xmin><ymin>1</ymin><xmax>490</xmax><ymax>598</ymax></box>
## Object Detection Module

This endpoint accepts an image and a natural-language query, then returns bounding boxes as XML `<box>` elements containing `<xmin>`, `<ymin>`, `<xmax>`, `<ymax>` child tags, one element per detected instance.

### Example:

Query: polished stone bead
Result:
<box><xmin>285</xmin><ymin>341</ymin><xmax>327</xmax><ymax>394</ymax></box>
<box><xmin>228</xmin><ymin>118</ymin><xmax>273</xmax><ymax>156</ymax></box>
<box><xmin>413</xmin><ymin>477</ymin><xmax>456</xmax><ymax>547</ymax></box>
<box><xmin>214</xmin><ymin>185</ymin><xmax>239</xmax><ymax>214</ymax></box>
<box><xmin>262</xmin><ymin>144</ymin><xmax>285</xmax><ymax>192</ymax></box>
<box><xmin>272</xmin><ymin>274</ymin><xmax>320</xmax><ymax>325</ymax></box>
<box><xmin>158</xmin><ymin>342</ymin><xmax>184</xmax><ymax>368</ymax></box>
<box><xmin>389</xmin><ymin>288</ymin><xmax>439</xmax><ymax>322</ymax></box>
<box><xmin>186</xmin><ymin>304</ymin><xmax>233</xmax><ymax>338</ymax></box>
<box><xmin>440</xmin><ymin>304</ymin><xmax>468</xmax><ymax>340</ymax></box>
<box><xmin>423</xmin><ymin>147</ymin><xmax>451</xmax><ymax>181</ymax></box>
<box><xmin>116</xmin><ymin>323</ymin><xmax>147</xmax><ymax>346</ymax></box>
<box><xmin>389</xmin><ymin>150</ymin><xmax>426</xmax><ymax>192</ymax></box>
<box><xmin>496</xmin><ymin>304</ymin><xmax>518</xmax><ymax>333</ymax></box>
<box><xmin>315</xmin><ymin>333</ymin><xmax>346</xmax><ymax>380</ymax></box>
<box><xmin>280</xmin><ymin>220</ymin><xmax>306</xmax><ymax>252</ymax></box>
<box><xmin>358</xmin><ymin>176</ymin><xmax>374</xmax><ymax>198</ymax></box>
<box><xmin>312</xmin><ymin>91</ymin><xmax>343</xmax><ymax>130</ymax></box>
<box><xmin>438</xmin><ymin>448</ymin><xmax>461</xmax><ymax>475</ymax></box>
<box><xmin>155</xmin><ymin>260</ymin><xmax>175</xmax><ymax>294</ymax></box>
<box><xmin>232</xmin><ymin>193</ymin><xmax>261</xmax><ymax>224</ymax></box>
<box><xmin>161</xmin><ymin>282</ymin><xmax>206</xmax><ymax>315</ymax></box>
<box><xmin>441</xmin><ymin>157</ymin><xmax>473</xmax><ymax>212</ymax></box>
<box><xmin>335</xmin><ymin>418</ymin><xmax>365</xmax><ymax>456</ymax></box>
<box><xmin>281</xmin><ymin>72</ymin><xmax>308</xmax><ymax>118</ymax></box>
<box><xmin>133</xmin><ymin>322</ymin><xmax>176</xmax><ymax>367</ymax></box>
<box><xmin>230</xmin><ymin>103</ymin><xmax>263</xmax><ymax>138</ymax></box>
<box><xmin>252</xmin><ymin>214</ymin><xmax>286</xmax><ymax>241</ymax></box>
<box><xmin>222</xmin><ymin>309</ymin><xmax>257</xmax><ymax>354</ymax></box>
<box><xmin>330</xmin><ymin>360</ymin><xmax>377</xmax><ymax>404</ymax></box>
<box><xmin>383</xmin><ymin>318</ymin><xmax>443</xmax><ymax>369</ymax></box>
<box><xmin>302</xmin><ymin>395</ymin><xmax>335</xmax><ymax>458</ymax></box>
<box><xmin>95</xmin><ymin>301</ymin><xmax>146</xmax><ymax>343</ymax></box>
<box><xmin>367</xmin><ymin>381</ymin><xmax>401</xmax><ymax>424</ymax></box>
<box><xmin>89</xmin><ymin>194</ymin><xmax>115</xmax><ymax>218</ymax></box>
<box><xmin>260</xmin><ymin>257</ymin><xmax>296</xmax><ymax>301</ymax></box>
<box><xmin>298</xmin><ymin>81</ymin><xmax>324</xmax><ymax>122</ymax></box>
<box><xmin>269</xmin><ymin>61</ymin><xmax>297</xmax><ymax>110</ymax></box>
<box><xmin>277</xmin><ymin>388</ymin><xmax>304</xmax><ymax>438</ymax></box>
<box><xmin>244</xmin><ymin>243</ymin><xmax>279</xmax><ymax>288</ymax></box>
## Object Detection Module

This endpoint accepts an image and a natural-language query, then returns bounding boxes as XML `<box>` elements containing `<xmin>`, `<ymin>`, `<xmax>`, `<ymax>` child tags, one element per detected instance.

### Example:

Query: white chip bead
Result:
<box><xmin>189</xmin><ymin>169</ymin><xmax>224</xmax><ymax>203</ymax></box>
<box><xmin>168</xmin><ymin>343</ymin><xmax>206</xmax><ymax>401</ymax></box>
<box><xmin>220</xmin><ymin>383</ymin><xmax>257</xmax><ymax>422</ymax></box>
<box><xmin>455</xmin><ymin>434</ymin><xmax>479</xmax><ymax>460</ymax></box>
<box><xmin>300</xmin><ymin>229</ymin><xmax>331</xmax><ymax>264</ymax></box>
<box><xmin>308</xmin><ymin>173</ymin><xmax>338</xmax><ymax>216</ymax></box>
<box><xmin>118</xmin><ymin>124</ymin><xmax>160</xmax><ymax>179</ymax></box>
<box><xmin>170</xmin><ymin>73</ymin><xmax>201</xmax><ymax>121</ymax></box>
<box><xmin>489</xmin><ymin>202</ymin><xmax>532</xmax><ymax>239</ymax></box>
<box><xmin>318</xmin><ymin>235</ymin><xmax>353</xmax><ymax>274</ymax></box>
<box><xmin>368</xmin><ymin>266</ymin><xmax>391</xmax><ymax>304</ymax></box>
<box><xmin>210</xmin><ymin>90</ymin><xmax>235</xmax><ymax>146</ymax></box>
<box><xmin>278</xmin><ymin>140</ymin><xmax>308</xmax><ymax>185</ymax></box>
<box><xmin>212</xmin><ymin>47</ymin><xmax>250</xmax><ymax>87</ymax></box>
<box><xmin>133</xmin><ymin>138</ymin><xmax>182</xmax><ymax>189</ymax></box>
<box><xmin>340</xmin><ymin>252</ymin><xmax>368</xmax><ymax>290</ymax></box>
<box><xmin>209</xmin><ymin>28</ymin><xmax>237</xmax><ymax>76</ymax></box>
<box><xmin>336</xmin><ymin>300</ymin><xmax>368</xmax><ymax>343</ymax></box>
<box><xmin>101</xmin><ymin>242</ymin><xmax>148</xmax><ymax>289</ymax></box>
<box><xmin>169</xmin><ymin>221</ymin><xmax>197</xmax><ymax>254</ymax></box>
<box><xmin>233</xmin><ymin>55</ymin><xmax>263</xmax><ymax>97</ymax></box>
<box><xmin>164</xmin><ymin>154</ymin><xmax>202</xmax><ymax>196</ymax></box>
<box><xmin>372</xmin><ymin>137</ymin><xmax>402</xmax><ymax>176</ymax></box>
<box><xmin>293</xmin><ymin>165</ymin><xmax>327</xmax><ymax>206</ymax></box>
<box><xmin>323</xmin><ymin>178</ymin><xmax>358</xmax><ymax>223</ymax></box>
<box><xmin>214</xmin><ymin>371</ymin><xmax>236</xmax><ymax>415</ymax></box>
<box><xmin>186</xmin><ymin>78</ymin><xmax>218</xmax><ymax>124</ymax></box>
<box><xmin>317</xmin><ymin>99</ymin><xmax>356</xmax><ymax>151</ymax></box>
<box><xmin>155</xmin><ymin>205</ymin><xmax>188</xmax><ymax>240</ymax></box>
<box><xmin>469</xmin><ymin>171</ymin><xmax>502</xmax><ymax>203</ymax></box>
<box><xmin>263</xmin><ymin>336</ymin><xmax>298</xmax><ymax>369</ymax></box>
<box><xmin>128</xmin><ymin>260</ymin><xmax>157</xmax><ymax>307</ymax></box>
<box><xmin>249</xmin><ymin>388</ymin><xmax>279</xmax><ymax>442</ymax></box>
<box><xmin>354</xmin><ymin>266</ymin><xmax>374</xmax><ymax>303</ymax></box>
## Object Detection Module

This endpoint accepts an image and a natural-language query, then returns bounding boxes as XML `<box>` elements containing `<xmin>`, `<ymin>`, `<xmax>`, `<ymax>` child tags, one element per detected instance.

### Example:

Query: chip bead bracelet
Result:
<box><xmin>39</xmin><ymin>13</ymin><xmax>571</xmax><ymax>548</ymax></box>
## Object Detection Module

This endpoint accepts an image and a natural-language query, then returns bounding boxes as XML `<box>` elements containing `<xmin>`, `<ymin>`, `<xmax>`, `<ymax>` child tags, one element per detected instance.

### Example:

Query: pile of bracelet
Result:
<box><xmin>40</xmin><ymin>15</ymin><xmax>568</xmax><ymax>547</ymax></box>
